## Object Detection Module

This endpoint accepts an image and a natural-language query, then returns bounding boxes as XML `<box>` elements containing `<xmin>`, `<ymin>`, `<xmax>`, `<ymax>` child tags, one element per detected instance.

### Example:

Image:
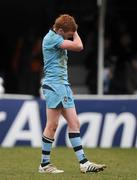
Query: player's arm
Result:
<box><xmin>60</xmin><ymin>31</ymin><xmax>84</xmax><ymax>52</ymax></box>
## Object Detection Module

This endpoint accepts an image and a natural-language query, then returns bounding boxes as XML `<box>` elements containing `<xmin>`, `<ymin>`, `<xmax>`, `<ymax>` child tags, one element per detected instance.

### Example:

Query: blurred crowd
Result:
<box><xmin>84</xmin><ymin>0</ymin><xmax>137</xmax><ymax>95</ymax></box>
<box><xmin>0</xmin><ymin>28</ymin><xmax>43</xmax><ymax>96</ymax></box>
<box><xmin>84</xmin><ymin>22</ymin><xmax>137</xmax><ymax>95</ymax></box>
<box><xmin>0</xmin><ymin>0</ymin><xmax>137</xmax><ymax>96</ymax></box>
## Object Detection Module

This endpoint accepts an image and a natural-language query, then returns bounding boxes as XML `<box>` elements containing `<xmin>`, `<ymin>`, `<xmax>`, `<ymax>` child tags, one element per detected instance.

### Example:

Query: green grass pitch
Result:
<box><xmin>0</xmin><ymin>147</ymin><xmax>137</xmax><ymax>180</ymax></box>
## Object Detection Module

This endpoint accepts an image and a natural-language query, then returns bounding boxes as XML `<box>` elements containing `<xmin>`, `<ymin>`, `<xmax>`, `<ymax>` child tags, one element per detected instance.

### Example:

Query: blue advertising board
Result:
<box><xmin>0</xmin><ymin>96</ymin><xmax>137</xmax><ymax>147</ymax></box>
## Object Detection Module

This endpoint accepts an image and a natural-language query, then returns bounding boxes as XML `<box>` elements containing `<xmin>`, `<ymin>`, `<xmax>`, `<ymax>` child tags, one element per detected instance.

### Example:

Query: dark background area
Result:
<box><xmin>0</xmin><ymin>0</ymin><xmax>137</xmax><ymax>96</ymax></box>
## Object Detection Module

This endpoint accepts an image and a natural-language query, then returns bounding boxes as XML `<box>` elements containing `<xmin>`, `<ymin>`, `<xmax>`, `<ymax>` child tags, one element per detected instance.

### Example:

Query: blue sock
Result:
<box><xmin>41</xmin><ymin>135</ymin><xmax>54</xmax><ymax>167</ymax></box>
<box><xmin>69</xmin><ymin>132</ymin><xmax>88</xmax><ymax>164</ymax></box>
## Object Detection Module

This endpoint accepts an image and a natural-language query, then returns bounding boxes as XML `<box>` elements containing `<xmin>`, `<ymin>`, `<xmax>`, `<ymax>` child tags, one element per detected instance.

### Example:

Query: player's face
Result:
<box><xmin>57</xmin><ymin>28</ymin><xmax>75</xmax><ymax>39</ymax></box>
<box><xmin>62</xmin><ymin>31</ymin><xmax>75</xmax><ymax>39</ymax></box>
<box><xmin>63</xmin><ymin>31</ymin><xmax>75</xmax><ymax>39</ymax></box>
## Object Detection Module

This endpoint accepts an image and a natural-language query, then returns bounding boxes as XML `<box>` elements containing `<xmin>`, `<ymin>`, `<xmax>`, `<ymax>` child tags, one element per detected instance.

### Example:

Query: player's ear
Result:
<box><xmin>58</xmin><ymin>28</ymin><xmax>64</xmax><ymax>35</ymax></box>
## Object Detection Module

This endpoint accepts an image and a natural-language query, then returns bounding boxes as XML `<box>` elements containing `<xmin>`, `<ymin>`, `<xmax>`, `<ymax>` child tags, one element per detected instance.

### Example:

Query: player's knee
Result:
<box><xmin>68</xmin><ymin>119</ymin><xmax>80</xmax><ymax>131</ymax></box>
<box><xmin>46</xmin><ymin>123</ymin><xmax>58</xmax><ymax>132</ymax></box>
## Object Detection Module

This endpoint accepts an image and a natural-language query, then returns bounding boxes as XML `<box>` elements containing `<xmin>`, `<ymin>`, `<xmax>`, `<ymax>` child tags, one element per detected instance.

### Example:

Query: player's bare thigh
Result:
<box><xmin>46</xmin><ymin>108</ymin><xmax>62</xmax><ymax>122</ymax></box>
<box><xmin>62</xmin><ymin>107</ymin><xmax>80</xmax><ymax>131</ymax></box>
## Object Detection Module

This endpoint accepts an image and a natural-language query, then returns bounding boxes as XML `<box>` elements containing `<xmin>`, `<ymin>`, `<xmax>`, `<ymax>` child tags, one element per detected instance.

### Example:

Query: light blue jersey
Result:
<box><xmin>42</xmin><ymin>29</ymin><xmax>69</xmax><ymax>85</ymax></box>
<box><xmin>41</xmin><ymin>29</ymin><xmax>75</xmax><ymax>108</ymax></box>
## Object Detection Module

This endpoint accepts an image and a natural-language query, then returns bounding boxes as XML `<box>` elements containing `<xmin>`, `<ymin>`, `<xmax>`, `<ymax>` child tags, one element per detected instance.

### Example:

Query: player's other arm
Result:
<box><xmin>60</xmin><ymin>32</ymin><xmax>83</xmax><ymax>52</ymax></box>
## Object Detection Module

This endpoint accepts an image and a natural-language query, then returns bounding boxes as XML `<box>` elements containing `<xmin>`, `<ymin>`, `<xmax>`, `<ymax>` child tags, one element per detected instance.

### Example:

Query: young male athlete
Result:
<box><xmin>39</xmin><ymin>14</ymin><xmax>106</xmax><ymax>173</ymax></box>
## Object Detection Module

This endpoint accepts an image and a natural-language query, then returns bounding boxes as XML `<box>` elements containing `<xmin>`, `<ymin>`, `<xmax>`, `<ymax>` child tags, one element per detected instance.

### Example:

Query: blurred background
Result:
<box><xmin>0</xmin><ymin>0</ymin><xmax>137</xmax><ymax>96</ymax></box>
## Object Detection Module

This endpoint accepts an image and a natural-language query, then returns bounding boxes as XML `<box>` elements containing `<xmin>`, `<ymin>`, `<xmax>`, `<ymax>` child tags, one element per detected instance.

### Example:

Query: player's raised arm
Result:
<box><xmin>60</xmin><ymin>31</ymin><xmax>84</xmax><ymax>52</ymax></box>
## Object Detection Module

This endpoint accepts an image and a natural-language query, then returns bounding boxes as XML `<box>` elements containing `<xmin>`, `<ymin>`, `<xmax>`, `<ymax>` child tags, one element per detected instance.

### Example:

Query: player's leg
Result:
<box><xmin>62</xmin><ymin>107</ymin><xmax>106</xmax><ymax>173</ymax></box>
<box><xmin>62</xmin><ymin>107</ymin><xmax>88</xmax><ymax>162</ymax></box>
<box><xmin>43</xmin><ymin>108</ymin><xmax>61</xmax><ymax>138</ymax></box>
<box><xmin>39</xmin><ymin>108</ymin><xmax>64</xmax><ymax>173</ymax></box>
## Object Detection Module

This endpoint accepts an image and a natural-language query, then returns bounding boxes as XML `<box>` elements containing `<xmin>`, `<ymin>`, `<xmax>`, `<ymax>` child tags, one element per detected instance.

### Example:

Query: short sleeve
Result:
<box><xmin>55</xmin><ymin>34</ymin><xmax>64</xmax><ymax>48</ymax></box>
<box><xmin>43</xmin><ymin>31</ymin><xmax>64</xmax><ymax>49</ymax></box>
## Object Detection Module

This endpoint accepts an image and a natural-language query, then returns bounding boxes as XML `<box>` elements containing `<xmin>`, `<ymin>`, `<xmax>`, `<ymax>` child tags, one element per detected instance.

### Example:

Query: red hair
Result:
<box><xmin>53</xmin><ymin>14</ymin><xmax>78</xmax><ymax>32</ymax></box>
